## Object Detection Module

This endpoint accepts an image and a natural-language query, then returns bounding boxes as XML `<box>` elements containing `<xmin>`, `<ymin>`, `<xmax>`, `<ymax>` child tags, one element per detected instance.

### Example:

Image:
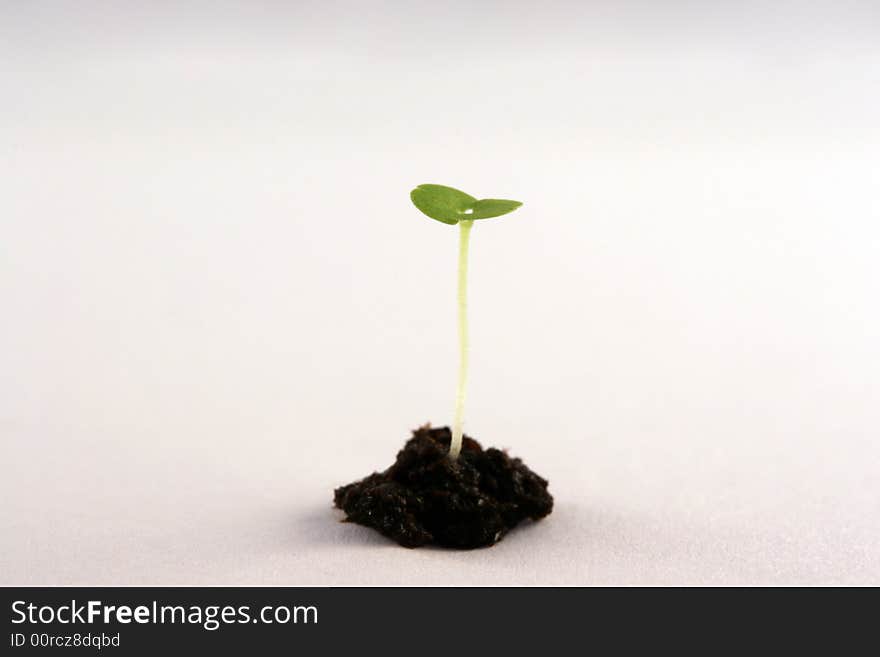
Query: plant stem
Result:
<box><xmin>450</xmin><ymin>219</ymin><xmax>473</xmax><ymax>461</ymax></box>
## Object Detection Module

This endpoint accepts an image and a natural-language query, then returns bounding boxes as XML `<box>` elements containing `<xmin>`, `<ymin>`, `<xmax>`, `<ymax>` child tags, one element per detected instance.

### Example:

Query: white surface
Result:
<box><xmin>2</xmin><ymin>2</ymin><xmax>879</xmax><ymax>585</ymax></box>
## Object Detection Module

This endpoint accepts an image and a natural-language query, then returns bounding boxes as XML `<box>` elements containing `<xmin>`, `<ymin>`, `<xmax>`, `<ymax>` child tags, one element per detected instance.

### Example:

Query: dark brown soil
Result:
<box><xmin>333</xmin><ymin>425</ymin><xmax>553</xmax><ymax>549</ymax></box>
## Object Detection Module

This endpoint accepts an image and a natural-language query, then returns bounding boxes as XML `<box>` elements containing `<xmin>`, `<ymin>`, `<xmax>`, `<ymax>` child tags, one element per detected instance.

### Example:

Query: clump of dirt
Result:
<box><xmin>333</xmin><ymin>425</ymin><xmax>553</xmax><ymax>549</ymax></box>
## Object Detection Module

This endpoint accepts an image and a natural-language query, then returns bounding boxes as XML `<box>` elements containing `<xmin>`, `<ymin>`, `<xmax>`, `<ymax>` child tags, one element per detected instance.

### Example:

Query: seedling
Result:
<box><xmin>334</xmin><ymin>185</ymin><xmax>551</xmax><ymax>548</ymax></box>
<box><xmin>409</xmin><ymin>184</ymin><xmax>522</xmax><ymax>461</ymax></box>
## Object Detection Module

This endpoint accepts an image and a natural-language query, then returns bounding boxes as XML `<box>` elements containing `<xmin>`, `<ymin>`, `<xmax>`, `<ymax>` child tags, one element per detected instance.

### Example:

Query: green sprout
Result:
<box><xmin>410</xmin><ymin>184</ymin><xmax>522</xmax><ymax>461</ymax></box>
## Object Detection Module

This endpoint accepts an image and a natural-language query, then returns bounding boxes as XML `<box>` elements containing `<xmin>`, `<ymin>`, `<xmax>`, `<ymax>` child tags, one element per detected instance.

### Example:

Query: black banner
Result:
<box><xmin>0</xmin><ymin>587</ymin><xmax>868</xmax><ymax>653</ymax></box>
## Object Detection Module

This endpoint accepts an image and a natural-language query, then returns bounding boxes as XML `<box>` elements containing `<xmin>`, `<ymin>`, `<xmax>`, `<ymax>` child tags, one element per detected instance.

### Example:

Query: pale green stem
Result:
<box><xmin>449</xmin><ymin>219</ymin><xmax>473</xmax><ymax>461</ymax></box>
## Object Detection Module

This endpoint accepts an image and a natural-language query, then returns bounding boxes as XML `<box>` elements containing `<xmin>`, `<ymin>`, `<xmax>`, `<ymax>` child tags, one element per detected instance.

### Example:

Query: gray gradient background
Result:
<box><xmin>2</xmin><ymin>2</ymin><xmax>879</xmax><ymax>585</ymax></box>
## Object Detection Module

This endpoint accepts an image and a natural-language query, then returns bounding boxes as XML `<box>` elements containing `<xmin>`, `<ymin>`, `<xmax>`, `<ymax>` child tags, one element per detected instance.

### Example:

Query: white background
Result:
<box><xmin>2</xmin><ymin>2</ymin><xmax>879</xmax><ymax>585</ymax></box>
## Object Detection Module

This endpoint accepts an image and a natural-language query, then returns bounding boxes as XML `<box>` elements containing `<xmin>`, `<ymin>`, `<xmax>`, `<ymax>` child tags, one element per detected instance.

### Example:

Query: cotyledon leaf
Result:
<box><xmin>468</xmin><ymin>198</ymin><xmax>523</xmax><ymax>219</ymax></box>
<box><xmin>410</xmin><ymin>184</ymin><xmax>477</xmax><ymax>225</ymax></box>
